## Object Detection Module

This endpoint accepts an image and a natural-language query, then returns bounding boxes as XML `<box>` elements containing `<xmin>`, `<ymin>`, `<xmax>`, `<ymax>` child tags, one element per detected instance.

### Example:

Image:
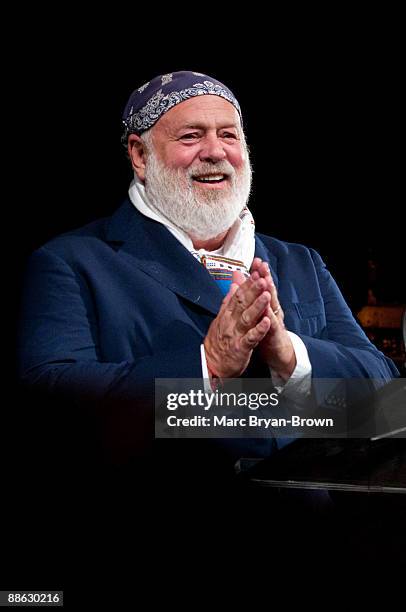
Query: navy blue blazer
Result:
<box><xmin>18</xmin><ymin>200</ymin><xmax>398</xmax><ymax>461</ymax></box>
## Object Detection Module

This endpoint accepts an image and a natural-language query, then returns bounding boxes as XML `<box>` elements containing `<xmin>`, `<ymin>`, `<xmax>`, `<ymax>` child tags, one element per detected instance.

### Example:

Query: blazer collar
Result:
<box><xmin>105</xmin><ymin>199</ymin><xmax>278</xmax><ymax>315</ymax></box>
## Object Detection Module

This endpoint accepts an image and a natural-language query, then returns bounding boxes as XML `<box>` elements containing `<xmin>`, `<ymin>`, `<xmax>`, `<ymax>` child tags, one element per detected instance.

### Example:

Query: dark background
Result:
<box><xmin>3</xmin><ymin>13</ymin><xmax>405</xmax><ymax>597</ymax></box>
<box><xmin>8</xmin><ymin>31</ymin><xmax>404</xmax><ymax>393</ymax></box>
<box><xmin>10</xmin><ymin>29</ymin><xmax>404</xmax><ymax>332</ymax></box>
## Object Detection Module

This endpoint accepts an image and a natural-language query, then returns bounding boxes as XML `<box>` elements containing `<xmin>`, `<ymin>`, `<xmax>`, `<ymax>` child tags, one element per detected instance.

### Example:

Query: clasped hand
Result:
<box><xmin>204</xmin><ymin>258</ymin><xmax>296</xmax><ymax>380</ymax></box>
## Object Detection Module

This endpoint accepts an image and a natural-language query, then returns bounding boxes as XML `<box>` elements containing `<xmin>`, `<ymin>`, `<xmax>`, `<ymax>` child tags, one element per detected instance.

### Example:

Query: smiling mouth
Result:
<box><xmin>192</xmin><ymin>173</ymin><xmax>228</xmax><ymax>184</ymax></box>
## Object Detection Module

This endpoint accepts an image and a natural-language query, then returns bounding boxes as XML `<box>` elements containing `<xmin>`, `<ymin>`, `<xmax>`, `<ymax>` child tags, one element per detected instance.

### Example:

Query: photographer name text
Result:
<box><xmin>166</xmin><ymin>415</ymin><xmax>334</xmax><ymax>428</ymax></box>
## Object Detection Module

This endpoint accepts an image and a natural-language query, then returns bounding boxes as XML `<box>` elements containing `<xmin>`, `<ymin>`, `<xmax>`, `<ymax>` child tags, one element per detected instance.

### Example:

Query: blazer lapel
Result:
<box><xmin>105</xmin><ymin>200</ymin><xmax>224</xmax><ymax>316</ymax></box>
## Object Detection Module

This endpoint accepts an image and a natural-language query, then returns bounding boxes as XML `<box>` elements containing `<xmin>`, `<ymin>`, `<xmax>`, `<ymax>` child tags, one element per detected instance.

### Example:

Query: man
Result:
<box><xmin>18</xmin><ymin>71</ymin><xmax>398</xmax><ymax>473</ymax></box>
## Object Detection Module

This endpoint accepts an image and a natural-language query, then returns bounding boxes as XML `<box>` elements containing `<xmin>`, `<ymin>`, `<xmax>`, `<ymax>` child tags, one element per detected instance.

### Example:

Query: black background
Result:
<box><xmin>9</xmin><ymin>23</ymin><xmax>404</xmax><ymax>331</ymax></box>
<box><xmin>3</xmin><ymin>11</ymin><xmax>405</xmax><ymax>598</ymax></box>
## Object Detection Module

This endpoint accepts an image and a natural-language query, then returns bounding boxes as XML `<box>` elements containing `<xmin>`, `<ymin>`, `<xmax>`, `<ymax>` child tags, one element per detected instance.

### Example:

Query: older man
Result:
<box><xmin>18</xmin><ymin>71</ymin><xmax>398</xmax><ymax>468</ymax></box>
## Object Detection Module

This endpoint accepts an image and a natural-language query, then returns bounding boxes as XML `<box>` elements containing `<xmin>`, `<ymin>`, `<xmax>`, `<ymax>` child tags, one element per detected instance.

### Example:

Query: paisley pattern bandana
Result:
<box><xmin>121</xmin><ymin>71</ymin><xmax>241</xmax><ymax>143</ymax></box>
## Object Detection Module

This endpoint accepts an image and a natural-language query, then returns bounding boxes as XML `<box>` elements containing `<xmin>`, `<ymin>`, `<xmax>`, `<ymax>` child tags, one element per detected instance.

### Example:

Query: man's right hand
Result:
<box><xmin>203</xmin><ymin>275</ymin><xmax>272</xmax><ymax>379</ymax></box>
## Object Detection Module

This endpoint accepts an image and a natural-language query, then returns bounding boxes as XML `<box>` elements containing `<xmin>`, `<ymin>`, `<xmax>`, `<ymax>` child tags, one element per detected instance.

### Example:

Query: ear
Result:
<box><xmin>128</xmin><ymin>134</ymin><xmax>147</xmax><ymax>181</ymax></box>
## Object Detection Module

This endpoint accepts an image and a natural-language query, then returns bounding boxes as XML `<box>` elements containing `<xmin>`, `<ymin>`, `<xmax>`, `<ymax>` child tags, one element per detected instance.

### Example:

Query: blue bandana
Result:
<box><xmin>121</xmin><ymin>70</ymin><xmax>241</xmax><ymax>143</ymax></box>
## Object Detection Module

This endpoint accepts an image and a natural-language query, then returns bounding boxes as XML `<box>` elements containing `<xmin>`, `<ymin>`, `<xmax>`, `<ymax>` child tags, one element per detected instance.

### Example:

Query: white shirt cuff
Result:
<box><xmin>270</xmin><ymin>331</ymin><xmax>312</xmax><ymax>398</ymax></box>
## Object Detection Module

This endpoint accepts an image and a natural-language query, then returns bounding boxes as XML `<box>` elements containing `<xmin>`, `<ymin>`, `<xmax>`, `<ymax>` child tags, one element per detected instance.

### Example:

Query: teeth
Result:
<box><xmin>194</xmin><ymin>174</ymin><xmax>225</xmax><ymax>182</ymax></box>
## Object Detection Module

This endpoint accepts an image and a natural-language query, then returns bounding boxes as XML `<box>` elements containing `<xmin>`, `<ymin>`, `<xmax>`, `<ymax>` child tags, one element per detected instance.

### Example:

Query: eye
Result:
<box><xmin>180</xmin><ymin>133</ymin><xmax>200</xmax><ymax>141</ymax></box>
<box><xmin>221</xmin><ymin>132</ymin><xmax>238</xmax><ymax>140</ymax></box>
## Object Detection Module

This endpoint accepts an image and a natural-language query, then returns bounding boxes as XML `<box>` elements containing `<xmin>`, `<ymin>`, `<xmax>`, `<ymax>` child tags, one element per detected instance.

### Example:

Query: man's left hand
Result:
<box><xmin>235</xmin><ymin>258</ymin><xmax>296</xmax><ymax>381</ymax></box>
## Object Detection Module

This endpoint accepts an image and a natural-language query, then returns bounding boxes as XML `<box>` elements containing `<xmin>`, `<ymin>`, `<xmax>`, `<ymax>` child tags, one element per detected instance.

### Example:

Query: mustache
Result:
<box><xmin>185</xmin><ymin>160</ymin><xmax>236</xmax><ymax>179</ymax></box>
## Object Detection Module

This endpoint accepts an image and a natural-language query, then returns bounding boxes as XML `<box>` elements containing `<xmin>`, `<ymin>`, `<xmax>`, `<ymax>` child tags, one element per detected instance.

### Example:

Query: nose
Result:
<box><xmin>198</xmin><ymin>134</ymin><xmax>227</xmax><ymax>163</ymax></box>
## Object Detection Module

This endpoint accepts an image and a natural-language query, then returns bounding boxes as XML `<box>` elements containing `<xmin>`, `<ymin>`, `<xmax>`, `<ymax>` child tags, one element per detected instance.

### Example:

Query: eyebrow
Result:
<box><xmin>176</xmin><ymin>123</ymin><xmax>239</xmax><ymax>131</ymax></box>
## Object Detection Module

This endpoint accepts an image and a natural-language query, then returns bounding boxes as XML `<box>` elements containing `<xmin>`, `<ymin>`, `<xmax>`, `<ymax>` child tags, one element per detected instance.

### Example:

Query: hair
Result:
<box><xmin>139</xmin><ymin>129</ymin><xmax>155</xmax><ymax>153</ymax></box>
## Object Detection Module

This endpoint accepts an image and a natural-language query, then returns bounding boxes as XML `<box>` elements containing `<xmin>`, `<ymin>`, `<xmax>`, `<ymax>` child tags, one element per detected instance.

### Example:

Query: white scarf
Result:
<box><xmin>128</xmin><ymin>174</ymin><xmax>255</xmax><ymax>275</ymax></box>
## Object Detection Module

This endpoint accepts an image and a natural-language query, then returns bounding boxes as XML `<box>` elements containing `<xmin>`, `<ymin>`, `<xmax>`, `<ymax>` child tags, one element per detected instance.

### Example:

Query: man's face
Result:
<box><xmin>150</xmin><ymin>95</ymin><xmax>247</xmax><ymax>190</ymax></box>
<box><xmin>131</xmin><ymin>96</ymin><xmax>252</xmax><ymax>241</ymax></box>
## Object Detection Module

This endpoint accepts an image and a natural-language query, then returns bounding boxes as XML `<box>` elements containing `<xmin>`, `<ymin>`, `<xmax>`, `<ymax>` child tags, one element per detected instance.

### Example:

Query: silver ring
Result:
<box><xmin>273</xmin><ymin>306</ymin><xmax>281</xmax><ymax>316</ymax></box>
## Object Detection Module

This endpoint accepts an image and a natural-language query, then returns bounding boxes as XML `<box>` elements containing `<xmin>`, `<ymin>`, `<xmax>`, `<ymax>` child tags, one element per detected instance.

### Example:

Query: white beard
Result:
<box><xmin>143</xmin><ymin>143</ymin><xmax>252</xmax><ymax>240</ymax></box>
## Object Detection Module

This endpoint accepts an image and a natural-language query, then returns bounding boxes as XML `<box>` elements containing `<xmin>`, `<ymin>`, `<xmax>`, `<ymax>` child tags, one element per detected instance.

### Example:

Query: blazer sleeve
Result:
<box><xmin>299</xmin><ymin>248</ymin><xmax>399</xmax><ymax>380</ymax></box>
<box><xmin>19</xmin><ymin>247</ymin><xmax>205</xmax><ymax>398</ymax></box>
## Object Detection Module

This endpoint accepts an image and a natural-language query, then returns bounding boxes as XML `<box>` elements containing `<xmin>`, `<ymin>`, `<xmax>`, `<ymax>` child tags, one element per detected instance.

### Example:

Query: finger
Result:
<box><xmin>253</xmin><ymin>260</ymin><xmax>271</xmax><ymax>283</ymax></box>
<box><xmin>268</xmin><ymin>283</ymin><xmax>284</xmax><ymax>319</ymax></box>
<box><xmin>253</xmin><ymin>261</ymin><xmax>277</xmax><ymax>296</ymax></box>
<box><xmin>236</xmin><ymin>291</ymin><xmax>271</xmax><ymax>333</ymax></box>
<box><xmin>232</xmin><ymin>270</ymin><xmax>246</xmax><ymax>286</ymax></box>
<box><xmin>250</xmin><ymin>257</ymin><xmax>263</xmax><ymax>273</ymax></box>
<box><xmin>267</xmin><ymin>280</ymin><xmax>281</xmax><ymax>315</ymax></box>
<box><xmin>258</xmin><ymin>260</ymin><xmax>271</xmax><ymax>279</ymax></box>
<box><xmin>254</xmin><ymin>260</ymin><xmax>273</xmax><ymax>286</ymax></box>
<box><xmin>229</xmin><ymin>277</ymin><xmax>268</xmax><ymax>316</ymax></box>
<box><xmin>255</xmin><ymin>264</ymin><xmax>279</xmax><ymax>312</ymax></box>
<box><xmin>240</xmin><ymin>316</ymin><xmax>271</xmax><ymax>350</ymax></box>
<box><xmin>265</xmin><ymin>304</ymin><xmax>285</xmax><ymax>329</ymax></box>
